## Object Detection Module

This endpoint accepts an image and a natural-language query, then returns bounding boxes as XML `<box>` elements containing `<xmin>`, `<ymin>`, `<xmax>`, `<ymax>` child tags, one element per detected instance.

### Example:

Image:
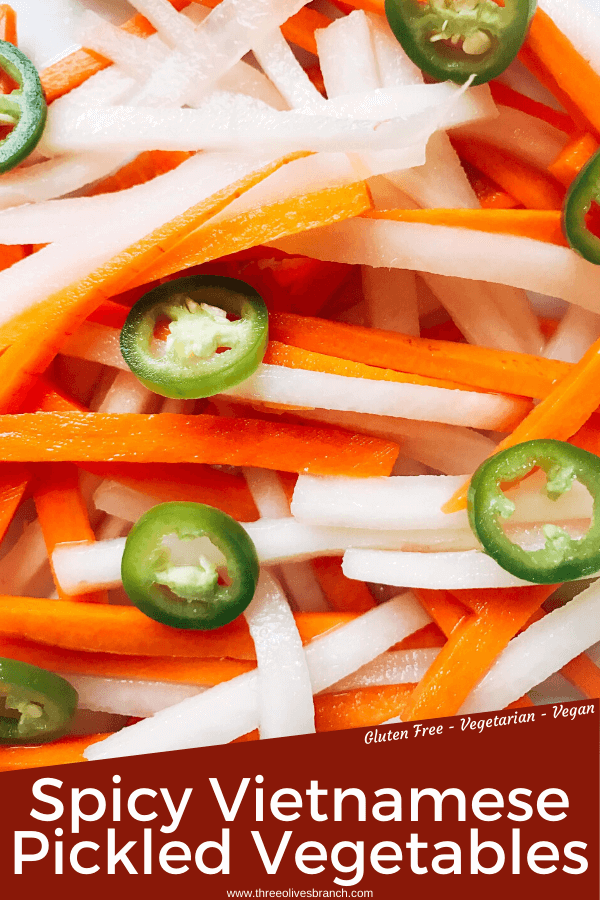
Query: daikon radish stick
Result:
<box><xmin>362</xmin><ymin>267</ymin><xmax>420</xmax><ymax>336</ymax></box>
<box><xmin>243</xmin><ymin>467</ymin><xmax>290</xmax><ymax>520</ymax></box>
<box><xmin>291</xmin><ymin>472</ymin><xmax>593</xmax><ymax>531</ymax></box>
<box><xmin>244</xmin><ymin>571</ymin><xmax>315</xmax><ymax>738</ymax></box>
<box><xmin>61</xmin><ymin>322</ymin><xmax>127</xmax><ymax>371</ymax></box>
<box><xmin>544</xmin><ymin>304</ymin><xmax>600</xmax><ymax>363</ymax></box>
<box><xmin>367</xmin><ymin>11</ymin><xmax>422</xmax><ymax>87</ymax></box>
<box><xmin>277</xmin><ymin>561</ymin><xmax>329</xmax><ymax>612</ymax></box>
<box><xmin>325</xmin><ymin>648</ymin><xmax>440</xmax><ymax>692</ymax></box>
<box><xmin>222</xmin><ymin>364</ymin><xmax>529</xmax><ymax>430</ymax></box>
<box><xmin>343</xmin><ymin>547</ymin><xmax>567</xmax><ymax>589</ymax></box>
<box><xmin>127</xmin><ymin>0</ymin><xmax>197</xmax><ymax>49</ymax></box>
<box><xmin>53</xmin><ymin>538</ymin><xmax>126</xmax><ymax>595</ymax></box>
<box><xmin>288</xmin><ymin>408</ymin><xmax>497</xmax><ymax>475</ymax></box>
<box><xmin>95</xmin><ymin>516</ymin><xmax>129</xmax><ymax>541</ymax></box>
<box><xmin>268</xmin><ymin>218</ymin><xmax>600</xmax><ymax>313</ymax></box>
<box><xmin>316</xmin><ymin>11</ymin><xmax>380</xmax><ymax>97</ymax></box>
<box><xmin>253</xmin><ymin>29</ymin><xmax>325</xmax><ymax>110</ymax></box>
<box><xmin>63</xmin><ymin>673</ymin><xmax>204</xmax><ymax>717</ymax></box>
<box><xmin>0</xmin><ymin>519</ymin><xmax>47</xmax><ymax>595</ymax></box>
<box><xmin>85</xmin><ymin>593</ymin><xmax>430</xmax><ymax>757</ymax></box>
<box><xmin>97</xmin><ymin>372</ymin><xmax>156</xmax><ymax>414</ymax></box>
<box><xmin>460</xmin><ymin>579</ymin><xmax>600</xmax><ymax>713</ymax></box>
<box><xmin>78</xmin><ymin>11</ymin><xmax>160</xmax><ymax>81</ymax></box>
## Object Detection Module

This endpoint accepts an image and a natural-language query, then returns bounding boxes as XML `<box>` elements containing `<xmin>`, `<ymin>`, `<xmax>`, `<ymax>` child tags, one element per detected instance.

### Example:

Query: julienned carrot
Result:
<box><xmin>328</xmin><ymin>0</ymin><xmax>384</xmax><ymax>15</ymax></box>
<box><xmin>32</xmin><ymin>463</ymin><xmax>108</xmax><ymax>604</ymax></box>
<box><xmin>0</xmin><ymin>636</ymin><xmax>254</xmax><ymax>685</ymax></box>
<box><xmin>0</xmin><ymin>596</ymin><xmax>356</xmax><ymax>659</ymax></box>
<box><xmin>548</xmin><ymin>132</ymin><xmax>599</xmax><ymax>187</ymax></box>
<box><xmin>0</xmin><ymin>154</ymin><xmax>307</xmax><ymax>412</ymax></box>
<box><xmin>364</xmin><ymin>208</ymin><xmax>568</xmax><ymax>245</ymax></box>
<box><xmin>488</xmin><ymin>81</ymin><xmax>575</xmax><ymax>134</ymax></box>
<box><xmin>269</xmin><ymin>312</ymin><xmax>568</xmax><ymax>400</ymax></box>
<box><xmin>445</xmin><ymin>331</ymin><xmax>600</xmax><ymax>512</ymax></box>
<box><xmin>413</xmin><ymin>589</ymin><xmax>471</xmax><ymax>638</ymax></box>
<box><xmin>311</xmin><ymin>556</ymin><xmax>376</xmax><ymax>613</ymax></box>
<box><xmin>315</xmin><ymin>684</ymin><xmax>415</xmax><ymax>731</ymax></box>
<box><xmin>462</xmin><ymin>161</ymin><xmax>520</xmax><ymax>209</ymax></box>
<box><xmin>450</xmin><ymin>135</ymin><xmax>565</xmax><ymax>210</ymax></box>
<box><xmin>0</xmin><ymin>5</ymin><xmax>16</xmax><ymax>46</ymax></box>
<box><xmin>87</xmin><ymin>150</ymin><xmax>192</xmax><ymax>197</ymax></box>
<box><xmin>400</xmin><ymin>585</ymin><xmax>555</xmax><ymax>721</ymax></box>
<box><xmin>394</xmin><ymin>623</ymin><xmax>447</xmax><ymax>650</ymax></box>
<box><xmin>0</xmin><ymin>412</ymin><xmax>398</xmax><ymax>476</ymax></box>
<box><xmin>0</xmin><ymin>733</ymin><xmax>109</xmax><ymax>771</ymax></box>
<box><xmin>0</xmin><ymin>464</ymin><xmax>30</xmax><ymax>544</ymax></box>
<box><xmin>125</xmin><ymin>182</ymin><xmax>372</xmax><ymax>290</ymax></box>
<box><xmin>520</xmin><ymin>9</ymin><xmax>600</xmax><ymax>139</ymax></box>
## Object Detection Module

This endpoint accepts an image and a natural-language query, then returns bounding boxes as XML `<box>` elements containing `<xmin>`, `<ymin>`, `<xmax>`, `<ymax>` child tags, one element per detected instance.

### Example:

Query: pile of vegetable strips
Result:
<box><xmin>1</xmin><ymin>0</ymin><xmax>600</xmax><ymax>767</ymax></box>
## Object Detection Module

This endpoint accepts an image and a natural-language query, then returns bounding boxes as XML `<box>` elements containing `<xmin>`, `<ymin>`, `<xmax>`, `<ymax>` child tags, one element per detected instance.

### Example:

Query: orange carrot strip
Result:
<box><xmin>0</xmin><ymin>5</ymin><xmax>16</xmax><ymax>45</ymax></box>
<box><xmin>0</xmin><ymin>412</ymin><xmax>398</xmax><ymax>477</ymax></box>
<box><xmin>125</xmin><ymin>182</ymin><xmax>372</xmax><ymax>289</ymax></box>
<box><xmin>489</xmin><ymin>81</ymin><xmax>575</xmax><ymax>134</ymax></box>
<box><xmin>0</xmin><ymin>733</ymin><xmax>109</xmax><ymax>771</ymax></box>
<box><xmin>32</xmin><ymin>463</ymin><xmax>108</xmax><ymax>603</ymax></box>
<box><xmin>451</xmin><ymin>135</ymin><xmax>565</xmax><ymax>210</ymax></box>
<box><xmin>0</xmin><ymin>636</ymin><xmax>254</xmax><ymax>685</ymax></box>
<box><xmin>445</xmin><ymin>331</ymin><xmax>600</xmax><ymax>512</ymax></box>
<box><xmin>315</xmin><ymin>684</ymin><xmax>414</xmax><ymax>731</ymax></box>
<box><xmin>394</xmin><ymin>623</ymin><xmax>447</xmax><ymax>650</ymax></box>
<box><xmin>518</xmin><ymin>42</ymin><xmax>593</xmax><ymax>137</ymax></box>
<box><xmin>0</xmin><ymin>596</ymin><xmax>356</xmax><ymax>659</ymax></box>
<box><xmin>327</xmin><ymin>0</ymin><xmax>384</xmax><ymax>14</ymax></box>
<box><xmin>413</xmin><ymin>588</ymin><xmax>472</xmax><ymax>638</ymax></box>
<box><xmin>525</xmin><ymin>607</ymin><xmax>600</xmax><ymax>700</ymax></box>
<box><xmin>400</xmin><ymin>585</ymin><xmax>555</xmax><ymax>721</ymax></box>
<box><xmin>548</xmin><ymin>132</ymin><xmax>599</xmax><ymax>187</ymax></box>
<box><xmin>364</xmin><ymin>207</ymin><xmax>567</xmax><ymax>245</ymax></box>
<box><xmin>507</xmin><ymin>695</ymin><xmax>535</xmax><ymax>709</ymax></box>
<box><xmin>312</xmin><ymin>556</ymin><xmax>376</xmax><ymax>613</ymax></box>
<box><xmin>462</xmin><ymin>161</ymin><xmax>520</xmax><ymax>209</ymax></box>
<box><xmin>0</xmin><ymin>153</ymin><xmax>307</xmax><ymax>411</ymax></box>
<box><xmin>269</xmin><ymin>312</ymin><xmax>567</xmax><ymax>400</ymax></box>
<box><xmin>520</xmin><ymin>9</ymin><xmax>600</xmax><ymax>139</ymax></box>
<box><xmin>0</xmin><ymin>464</ymin><xmax>30</xmax><ymax>543</ymax></box>
<box><xmin>86</xmin><ymin>150</ymin><xmax>192</xmax><ymax>197</ymax></box>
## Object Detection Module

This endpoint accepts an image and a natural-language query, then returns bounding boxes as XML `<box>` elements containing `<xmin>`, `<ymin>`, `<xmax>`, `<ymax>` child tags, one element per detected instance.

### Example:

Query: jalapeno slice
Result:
<box><xmin>468</xmin><ymin>439</ymin><xmax>600</xmax><ymax>584</ymax></box>
<box><xmin>0</xmin><ymin>659</ymin><xmax>77</xmax><ymax>743</ymax></box>
<box><xmin>384</xmin><ymin>0</ymin><xmax>535</xmax><ymax>86</ymax></box>
<box><xmin>121</xmin><ymin>501</ymin><xmax>260</xmax><ymax>630</ymax></box>
<box><xmin>120</xmin><ymin>274</ymin><xmax>268</xmax><ymax>400</ymax></box>
<box><xmin>0</xmin><ymin>40</ymin><xmax>46</xmax><ymax>173</ymax></box>
<box><xmin>562</xmin><ymin>148</ymin><xmax>600</xmax><ymax>265</ymax></box>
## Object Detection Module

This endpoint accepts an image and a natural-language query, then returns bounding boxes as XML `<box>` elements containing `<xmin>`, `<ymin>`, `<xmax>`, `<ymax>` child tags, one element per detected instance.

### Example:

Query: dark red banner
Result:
<box><xmin>0</xmin><ymin>700</ymin><xmax>597</xmax><ymax>896</ymax></box>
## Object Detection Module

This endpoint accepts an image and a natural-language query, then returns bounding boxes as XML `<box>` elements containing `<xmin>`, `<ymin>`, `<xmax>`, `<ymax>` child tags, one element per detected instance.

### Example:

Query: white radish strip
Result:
<box><xmin>160</xmin><ymin>397</ymin><xmax>196</xmax><ymax>414</ymax></box>
<box><xmin>222</xmin><ymin>363</ymin><xmax>526</xmax><ymax>430</ymax></box>
<box><xmin>127</xmin><ymin>0</ymin><xmax>197</xmax><ymax>49</ymax></box>
<box><xmin>51</xmin><ymin>62</ymin><xmax>138</xmax><ymax>110</ymax></box>
<box><xmin>422</xmin><ymin>274</ymin><xmax>542</xmax><ymax>355</ymax></box>
<box><xmin>367</xmin><ymin>12</ymin><xmax>423</xmax><ymax>89</ymax></box>
<box><xmin>452</xmin><ymin>105</ymin><xmax>569</xmax><ymax>170</ymax></box>
<box><xmin>0</xmin><ymin>520</ymin><xmax>47</xmax><ymax>595</ymax></box>
<box><xmin>63</xmin><ymin>673</ymin><xmax>204</xmax><ymax>717</ymax></box>
<box><xmin>85</xmin><ymin>593</ymin><xmax>431</xmax><ymax>758</ymax></box>
<box><xmin>0</xmin><ymin>151</ymin><xmax>279</xmax><ymax>329</ymax></box>
<box><xmin>244</xmin><ymin>571</ymin><xmax>315</xmax><ymax>738</ymax></box>
<box><xmin>539</xmin><ymin>0</ymin><xmax>600</xmax><ymax>80</ymax></box>
<box><xmin>291</xmin><ymin>472</ymin><xmax>593</xmax><ymax>531</ymax></box>
<box><xmin>459</xmin><ymin>580</ymin><xmax>600</xmax><ymax>714</ymax></box>
<box><xmin>287</xmin><ymin>408</ymin><xmax>496</xmax><ymax>475</ymax></box>
<box><xmin>277</xmin><ymin>561</ymin><xmax>329</xmax><ymax>612</ymax></box>
<box><xmin>94</xmin><ymin>481</ymin><xmax>157</xmax><ymax>522</ymax></box>
<box><xmin>243</xmin><ymin>467</ymin><xmax>291</xmax><ymax>519</ymax></box>
<box><xmin>362</xmin><ymin>267</ymin><xmax>420</xmax><ymax>336</ymax></box>
<box><xmin>544</xmin><ymin>304</ymin><xmax>600</xmax><ymax>363</ymax></box>
<box><xmin>78</xmin><ymin>10</ymin><xmax>160</xmax><ymax>80</ymax></box>
<box><xmin>98</xmin><ymin>371</ymin><xmax>156</xmax><ymax>414</ymax></box>
<box><xmin>316</xmin><ymin>11</ymin><xmax>380</xmax><ymax>97</ymax></box>
<box><xmin>343</xmin><ymin>548</ymin><xmax>540</xmax><ymax>589</ymax></box>
<box><xmin>53</xmin><ymin>538</ymin><xmax>126</xmax><ymax>595</ymax></box>
<box><xmin>268</xmin><ymin>219</ymin><xmax>600</xmax><ymax>313</ymax></box>
<box><xmin>326</xmin><ymin>647</ymin><xmax>440</xmax><ymax>692</ymax></box>
<box><xmin>95</xmin><ymin>516</ymin><xmax>130</xmax><ymax>541</ymax></box>
<box><xmin>60</xmin><ymin>322</ymin><xmax>127</xmax><ymax>371</ymax></box>
<box><xmin>253</xmin><ymin>29</ymin><xmax>325</xmax><ymax>111</ymax></box>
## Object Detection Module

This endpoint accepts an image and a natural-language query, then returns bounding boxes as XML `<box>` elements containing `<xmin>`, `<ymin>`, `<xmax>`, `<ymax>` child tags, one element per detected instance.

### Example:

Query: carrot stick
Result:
<box><xmin>0</xmin><ymin>464</ymin><xmax>30</xmax><ymax>544</ymax></box>
<box><xmin>0</xmin><ymin>5</ymin><xmax>16</xmax><ymax>45</ymax></box>
<box><xmin>0</xmin><ymin>411</ymin><xmax>398</xmax><ymax>476</ymax></box>
<box><xmin>0</xmin><ymin>733</ymin><xmax>109</xmax><ymax>771</ymax></box>
<box><xmin>311</xmin><ymin>556</ymin><xmax>376</xmax><ymax>613</ymax></box>
<box><xmin>450</xmin><ymin>135</ymin><xmax>565</xmax><ymax>209</ymax></box>
<box><xmin>80</xmin><ymin>461</ymin><xmax>260</xmax><ymax>522</ymax></box>
<box><xmin>328</xmin><ymin>0</ymin><xmax>384</xmax><ymax>14</ymax></box>
<box><xmin>462</xmin><ymin>161</ymin><xmax>520</xmax><ymax>209</ymax></box>
<box><xmin>124</xmin><ymin>182</ymin><xmax>372</xmax><ymax>289</ymax></box>
<box><xmin>32</xmin><ymin>463</ymin><xmax>108</xmax><ymax>603</ymax></box>
<box><xmin>520</xmin><ymin>9</ymin><xmax>600</xmax><ymax>139</ymax></box>
<box><xmin>269</xmin><ymin>312</ymin><xmax>568</xmax><ymax>400</ymax></box>
<box><xmin>0</xmin><ymin>596</ymin><xmax>356</xmax><ymax>659</ymax></box>
<box><xmin>394</xmin><ymin>623</ymin><xmax>447</xmax><ymax>650</ymax></box>
<box><xmin>413</xmin><ymin>588</ymin><xmax>472</xmax><ymax>638</ymax></box>
<box><xmin>399</xmin><ymin>585</ymin><xmax>555</xmax><ymax>721</ymax></box>
<box><xmin>489</xmin><ymin>81</ymin><xmax>575</xmax><ymax>134</ymax></box>
<box><xmin>364</xmin><ymin>207</ymin><xmax>567</xmax><ymax>245</ymax></box>
<box><xmin>548</xmin><ymin>132</ymin><xmax>599</xmax><ymax>187</ymax></box>
<box><xmin>0</xmin><ymin>636</ymin><xmax>254</xmax><ymax>685</ymax></box>
<box><xmin>0</xmin><ymin>153</ymin><xmax>307</xmax><ymax>412</ymax></box>
<box><xmin>86</xmin><ymin>150</ymin><xmax>192</xmax><ymax>197</ymax></box>
<box><xmin>315</xmin><ymin>684</ymin><xmax>415</xmax><ymax>731</ymax></box>
<box><xmin>445</xmin><ymin>331</ymin><xmax>600</xmax><ymax>512</ymax></box>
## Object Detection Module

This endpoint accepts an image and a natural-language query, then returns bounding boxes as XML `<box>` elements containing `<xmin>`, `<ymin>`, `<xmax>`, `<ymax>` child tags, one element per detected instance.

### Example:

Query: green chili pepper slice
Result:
<box><xmin>384</xmin><ymin>0</ymin><xmax>535</xmax><ymax>86</ymax></box>
<box><xmin>121</xmin><ymin>501</ymin><xmax>260</xmax><ymax>630</ymax></box>
<box><xmin>120</xmin><ymin>274</ymin><xmax>268</xmax><ymax>399</ymax></box>
<box><xmin>0</xmin><ymin>40</ymin><xmax>46</xmax><ymax>173</ymax></box>
<box><xmin>0</xmin><ymin>659</ymin><xmax>77</xmax><ymax>744</ymax></box>
<box><xmin>562</xmin><ymin>148</ymin><xmax>600</xmax><ymax>265</ymax></box>
<box><xmin>468</xmin><ymin>439</ymin><xmax>600</xmax><ymax>584</ymax></box>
